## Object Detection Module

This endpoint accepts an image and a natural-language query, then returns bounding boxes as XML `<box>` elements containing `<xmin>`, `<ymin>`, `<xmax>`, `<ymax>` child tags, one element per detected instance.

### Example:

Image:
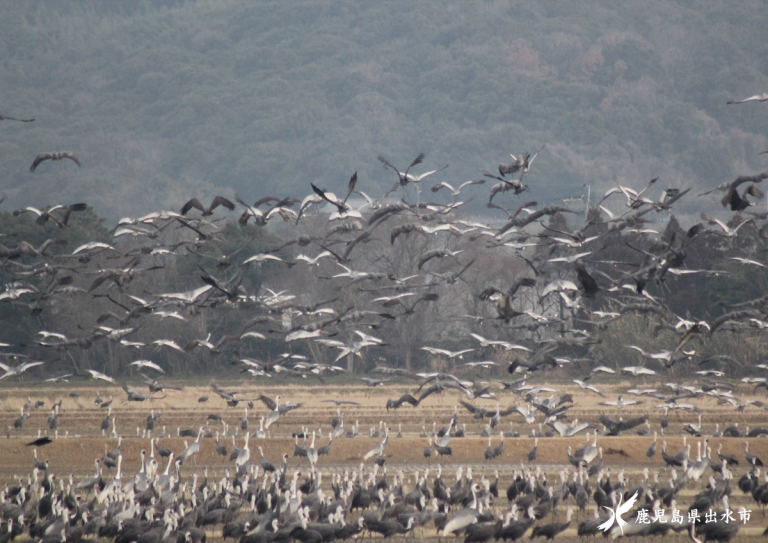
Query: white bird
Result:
<box><xmin>581</xmin><ymin>433</ymin><xmax>599</xmax><ymax>464</ymax></box>
<box><xmin>152</xmin><ymin>339</ymin><xmax>185</xmax><ymax>352</ymax></box>
<box><xmin>442</xmin><ymin>484</ymin><xmax>480</xmax><ymax>535</ymax></box>
<box><xmin>420</xmin><ymin>346</ymin><xmax>475</xmax><ymax>358</ymax></box>
<box><xmin>696</xmin><ymin>369</ymin><xmax>725</xmax><ymax>377</ymax></box>
<box><xmin>331</xmin><ymin>340</ymin><xmax>381</xmax><ymax>363</ymax></box>
<box><xmin>0</xmin><ymin>360</ymin><xmax>46</xmax><ymax>381</ymax></box>
<box><xmin>255</xmin><ymin>417</ymin><xmax>266</xmax><ymax>439</ymax></box>
<box><xmin>460</xmin><ymin>361</ymin><xmax>498</xmax><ymax>368</ymax></box>
<box><xmin>626</xmin><ymin>345</ymin><xmax>696</xmax><ymax>365</ymax></box>
<box><xmin>306</xmin><ymin>431</ymin><xmax>318</xmax><ymax>466</ymax></box>
<box><xmin>701</xmin><ymin>213</ymin><xmax>753</xmax><ymax>238</ymax></box>
<box><xmin>404</xmin><ymin>167</ymin><xmax>448</xmax><ymax>184</ymax></box>
<box><xmin>373</xmin><ymin>292</ymin><xmax>416</xmax><ymax>304</ymax></box>
<box><xmin>354</xmin><ymin>330</ymin><xmax>384</xmax><ymax>344</ymax></box>
<box><xmin>599</xmin><ymin>395</ymin><xmax>644</xmax><ymax>409</ymax></box>
<box><xmin>588</xmin><ymin>365</ymin><xmax>616</xmax><ymax>376</ymax></box>
<box><xmin>469</xmin><ymin>333</ymin><xmax>531</xmax><ymax>351</ymax></box>
<box><xmin>38</xmin><ymin>331</ymin><xmax>68</xmax><ymax>341</ymax></box>
<box><xmin>129</xmin><ymin>360</ymin><xmax>164</xmax><ymax>373</ymax></box>
<box><xmin>548</xmin><ymin>251</ymin><xmax>592</xmax><ymax>264</ymax></box>
<box><xmin>151</xmin><ymin>311</ymin><xmax>187</xmax><ymax>321</ymax></box>
<box><xmin>431</xmin><ymin>179</ymin><xmax>485</xmax><ymax>196</ymax></box>
<box><xmin>573</xmin><ymin>379</ymin><xmax>604</xmax><ymax>396</ymax></box>
<box><xmin>156</xmin><ymin>285</ymin><xmax>213</xmax><ymax>304</ymax></box>
<box><xmin>729</xmin><ymin>257</ymin><xmax>767</xmax><ymax>268</ymax></box>
<box><xmin>621</xmin><ymin>366</ymin><xmax>657</xmax><ymax>376</ymax></box>
<box><xmin>286</xmin><ymin>330</ymin><xmax>325</xmax><ymax>342</ymax></box>
<box><xmin>548</xmin><ymin>235</ymin><xmax>600</xmax><ymax>248</ymax></box>
<box><xmin>87</xmin><ymin>369</ymin><xmax>115</xmax><ymax>383</ymax></box>
<box><xmin>294</xmin><ymin>251</ymin><xmax>332</xmax><ymax>266</ymax></box>
<box><xmin>332</xmin><ymin>264</ymin><xmax>372</xmax><ymax>280</ymax></box>
<box><xmin>550</xmin><ymin>420</ymin><xmax>590</xmax><ymax>438</ymax></box>
<box><xmin>264</xmin><ymin>396</ymin><xmax>281</xmax><ymax>429</ymax></box>
<box><xmin>178</xmin><ymin>428</ymin><xmax>204</xmax><ymax>464</ymax></box>
<box><xmin>540</xmin><ymin>279</ymin><xmax>579</xmax><ymax>299</ymax></box>
<box><xmin>236</xmin><ymin>432</ymin><xmax>251</xmax><ymax>467</ymax></box>
<box><xmin>363</xmin><ymin>427</ymin><xmax>389</xmax><ymax>460</ymax></box>
<box><xmin>727</xmin><ymin>93</ymin><xmax>768</xmax><ymax>104</ymax></box>
<box><xmin>516</xmin><ymin>405</ymin><xmax>536</xmax><ymax>425</ymax></box>
<box><xmin>242</xmin><ymin>253</ymin><xmax>283</xmax><ymax>265</ymax></box>
<box><xmin>72</xmin><ymin>242</ymin><xmax>118</xmax><ymax>255</ymax></box>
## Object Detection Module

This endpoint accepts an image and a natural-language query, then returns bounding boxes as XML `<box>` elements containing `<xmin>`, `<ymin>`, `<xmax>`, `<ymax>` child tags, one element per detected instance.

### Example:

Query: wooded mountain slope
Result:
<box><xmin>0</xmin><ymin>1</ymin><xmax>766</xmax><ymax>221</ymax></box>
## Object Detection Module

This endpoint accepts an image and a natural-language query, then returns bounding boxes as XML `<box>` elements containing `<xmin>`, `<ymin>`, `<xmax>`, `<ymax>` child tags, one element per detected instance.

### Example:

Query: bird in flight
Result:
<box><xmin>0</xmin><ymin>113</ymin><xmax>34</xmax><ymax>122</ymax></box>
<box><xmin>498</xmin><ymin>144</ymin><xmax>546</xmax><ymax>180</ymax></box>
<box><xmin>30</xmin><ymin>152</ymin><xmax>81</xmax><ymax>172</ymax></box>
<box><xmin>180</xmin><ymin>196</ymin><xmax>235</xmax><ymax>216</ymax></box>
<box><xmin>727</xmin><ymin>92</ymin><xmax>768</xmax><ymax>104</ymax></box>
<box><xmin>26</xmin><ymin>436</ymin><xmax>53</xmax><ymax>447</ymax></box>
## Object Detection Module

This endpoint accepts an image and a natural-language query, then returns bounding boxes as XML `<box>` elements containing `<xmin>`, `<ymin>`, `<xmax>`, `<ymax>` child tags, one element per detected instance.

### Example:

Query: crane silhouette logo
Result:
<box><xmin>597</xmin><ymin>491</ymin><xmax>639</xmax><ymax>534</ymax></box>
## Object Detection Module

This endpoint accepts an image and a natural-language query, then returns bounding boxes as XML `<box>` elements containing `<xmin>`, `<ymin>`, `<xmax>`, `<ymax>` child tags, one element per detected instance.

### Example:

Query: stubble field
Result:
<box><xmin>2</xmin><ymin>379</ymin><xmax>768</xmax><ymax>539</ymax></box>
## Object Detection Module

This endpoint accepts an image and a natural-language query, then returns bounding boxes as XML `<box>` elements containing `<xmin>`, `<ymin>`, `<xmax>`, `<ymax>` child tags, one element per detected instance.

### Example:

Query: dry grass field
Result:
<box><xmin>2</xmin><ymin>379</ymin><xmax>768</xmax><ymax>539</ymax></box>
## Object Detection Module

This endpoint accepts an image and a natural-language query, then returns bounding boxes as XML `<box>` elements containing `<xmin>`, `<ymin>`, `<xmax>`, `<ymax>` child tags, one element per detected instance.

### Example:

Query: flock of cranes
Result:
<box><xmin>4</xmin><ymin>384</ymin><xmax>768</xmax><ymax>543</ymax></box>
<box><xmin>1</xmin><ymin>93</ymin><xmax>768</xmax><ymax>543</ymax></box>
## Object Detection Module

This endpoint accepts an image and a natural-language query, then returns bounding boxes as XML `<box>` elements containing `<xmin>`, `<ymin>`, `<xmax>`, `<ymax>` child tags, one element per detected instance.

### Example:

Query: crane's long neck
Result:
<box><xmin>164</xmin><ymin>453</ymin><xmax>174</xmax><ymax>475</ymax></box>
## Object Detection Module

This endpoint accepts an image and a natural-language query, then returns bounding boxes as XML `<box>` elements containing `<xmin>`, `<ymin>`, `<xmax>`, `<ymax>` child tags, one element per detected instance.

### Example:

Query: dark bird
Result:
<box><xmin>378</xmin><ymin>153</ymin><xmax>424</xmax><ymax>186</ymax></box>
<box><xmin>479</xmin><ymin>277</ymin><xmax>537</xmax><ymax>302</ymax></box>
<box><xmin>574</xmin><ymin>264</ymin><xmax>600</xmax><ymax>298</ymax></box>
<box><xmin>745</xmin><ymin>441</ymin><xmax>763</xmax><ymax>467</ymax></box>
<box><xmin>530</xmin><ymin>509</ymin><xmax>573</xmax><ymax>540</ymax></box>
<box><xmin>722</xmin><ymin>184</ymin><xmax>763</xmax><ymax>211</ymax></box>
<box><xmin>30</xmin><ymin>152</ymin><xmax>81</xmax><ymax>172</ymax></box>
<box><xmin>528</xmin><ymin>438</ymin><xmax>538</xmax><ymax>461</ymax></box>
<box><xmin>235</xmin><ymin>194</ymin><xmax>300</xmax><ymax>226</ymax></box>
<box><xmin>600</xmin><ymin>415</ymin><xmax>647</xmax><ymax>436</ymax></box>
<box><xmin>310</xmin><ymin>172</ymin><xmax>359</xmax><ymax>213</ymax></box>
<box><xmin>417</xmin><ymin>249</ymin><xmax>461</xmax><ymax>271</ymax></box>
<box><xmin>199</xmin><ymin>267</ymin><xmax>244</xmax><ymax>302</ymax></box>
<box><xmin>0</xmin><ymin>113</ymin><xmax>34</xmax><ymax>122</ymax></box>
<box><xmin>180</xmin><ymin>196</ymin><xmax>236</xmax><ymax>216</ymax></box>
<box><xmin>689</xmin><ymin>520</ymin><xmax>739</xmax><ymax>543</ymax></box>
<box><xmin>700</xmin><ymin>171</ymin><xmax>768</xmax><ymax>210</ymax></box>
<box><xmin>386</xmin><ymin>394</ymin><xmax>419</xmax><ymax>411</ymax></box>
<box><xmin>26</xmin><ymin>436</ymin><xmax>53</xmax><ymax>447</ymax></box>
<box><xmin>387</xmin><ymin>292</ymin><xmax>440</xmax><ymax>315</ymax></box>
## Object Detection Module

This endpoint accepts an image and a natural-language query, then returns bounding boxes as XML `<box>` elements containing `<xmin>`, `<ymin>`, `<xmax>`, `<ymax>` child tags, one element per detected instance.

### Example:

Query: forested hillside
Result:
<box><xmin>0</xmin><ymin>1</ymin><xmax>766</xmax><ymax>221</ymax></box>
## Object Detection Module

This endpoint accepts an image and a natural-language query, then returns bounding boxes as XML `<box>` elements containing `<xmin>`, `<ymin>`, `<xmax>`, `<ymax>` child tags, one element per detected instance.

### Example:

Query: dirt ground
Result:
<box><xmin>2</xmin><ymin>380</ymin><xmax>768</xmax><ymax>539</ymax></box>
